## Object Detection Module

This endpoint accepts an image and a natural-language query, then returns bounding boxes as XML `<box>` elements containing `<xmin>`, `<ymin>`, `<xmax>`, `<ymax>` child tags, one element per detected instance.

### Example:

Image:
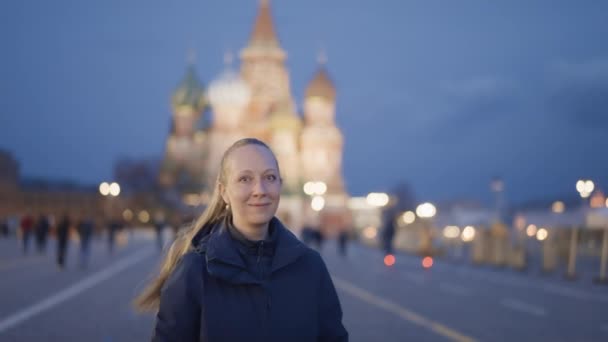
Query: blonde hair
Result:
<box><xmin>134</xmin><ymin>138</ymin><xmax>277</xmax><ymax>311</ymax></box>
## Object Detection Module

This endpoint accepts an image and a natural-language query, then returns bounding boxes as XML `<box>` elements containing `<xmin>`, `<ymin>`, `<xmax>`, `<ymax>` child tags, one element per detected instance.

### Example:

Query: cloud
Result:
<box><xmin>428</xmin><ymin>76</ymin><xmax>521</xmax><ymax>137</ymax></box>
<box><xmin>547</xmin><ymin>59</ymin><xmax>608</xmax><ymax>128</ymax></box>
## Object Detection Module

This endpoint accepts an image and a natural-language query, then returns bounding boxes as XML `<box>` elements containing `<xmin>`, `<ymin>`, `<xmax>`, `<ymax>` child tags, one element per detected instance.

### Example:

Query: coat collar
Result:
<box><xmin>193</xmin><ymin>216</ymin><xmax>308</xmax><ymax>284</ymax></box>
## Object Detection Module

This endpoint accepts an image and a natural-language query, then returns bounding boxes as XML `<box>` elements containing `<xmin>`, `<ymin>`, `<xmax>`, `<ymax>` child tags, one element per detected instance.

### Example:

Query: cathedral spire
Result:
<box><xmin>249</xmin><ymin>0</ymin><xmax>280</xmax><ymax>47</ymax></box>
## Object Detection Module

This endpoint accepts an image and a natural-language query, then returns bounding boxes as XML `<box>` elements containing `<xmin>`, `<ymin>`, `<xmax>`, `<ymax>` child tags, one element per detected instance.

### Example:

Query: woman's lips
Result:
<box><xmin>248</xmin><ymin>203</ymin><xmax>271</xmax><ymax>207</ymax></box>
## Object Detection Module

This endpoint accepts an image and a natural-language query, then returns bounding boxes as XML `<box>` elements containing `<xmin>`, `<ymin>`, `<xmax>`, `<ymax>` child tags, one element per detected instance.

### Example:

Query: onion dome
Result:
<box><xmin>305</xmin><ymin>52</ymin><xmax>336</xmax><ymax>101</ymax></box>
<box><xmin>208</xmin><ymin>54</ymin><xmax>251</xmax><ymax>108</ymax></box>
<box><xmin>171</xmin><ymin>64</ymin><xmax>206</xmax><ymax>112</ymax></box>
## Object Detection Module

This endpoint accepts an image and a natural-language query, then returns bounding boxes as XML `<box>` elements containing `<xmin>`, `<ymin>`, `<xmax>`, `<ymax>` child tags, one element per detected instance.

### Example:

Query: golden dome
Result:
<box><xmin>305</xmin><ymin>66</ymin><xmax>336</xmax><ymax>101</ymax></box>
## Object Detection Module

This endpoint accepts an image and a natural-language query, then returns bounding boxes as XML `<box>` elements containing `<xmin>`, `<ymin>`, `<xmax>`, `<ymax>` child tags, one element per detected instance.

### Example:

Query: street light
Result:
<box><xmin>552</xmin><ymin>201</ymin><xmax>565</xmax><ymax>213</ymax></box>
<box><xmin>576</xmin><ymin>179</ymin><xmax>594</xmax><ymax>199</ymax></box>
<box><xmin>109</xmin><ymin>182</ymin><xmax>121</xmax><ymax>197</ymax></box>
<box><xmin>311</xmin><ymin>196</ymin><xmax>325</xmax><ymax>212</ymax></box>
<box><xmin>443</xmin><ymin>225</ymin><xmax>460</xmax><ymax>239</ymax></box>
<box><xmin>526</xmin><ymin>224</ymin><xmax>537</xmax><ymax>237</ymax></box>
<box><xmin>99</xmin><ymin>181</ymin><xmax>121</xmax><ymax>221</ymax></box>
<box><xmin>401</xmin><ymin>211</ymin><xmax>416</xmax><ymax>224</ymax></box>
<box><xmin>416</xmin><ymin>202</ymin><xmax>436</xmax><ymax>218</ymax></box>
<box><xmin>415</xmin><ymin>202</ymin><xmax>436</xmax><ymax>256</ymax></box>
<box><xmin>461</xmin><ymin>226</ymin><xmax>476</xmax><ymax>242</ymax></box>
<box><xmin>99</xmin><ymin>182</ymin><xmax>110</xmax><ymax>196</ymax></box>
<box><xmin>304</xmin><ymin>181</ymin><xmax>327</xmax><ymax>212</ymax></box>
<box><xmin>536</xmin><ymin>228</ymin><xmax>548</xmax><ymax>241</ymax></box>
<box><xmin>366</xmin><ymin>193</ymin><xmax>390</xmax><ymax>207</ymax></box>
<box><xmin>99</xmin><ymin>182</ymin><xmax>120</xmax><ymax>197</ymax></box>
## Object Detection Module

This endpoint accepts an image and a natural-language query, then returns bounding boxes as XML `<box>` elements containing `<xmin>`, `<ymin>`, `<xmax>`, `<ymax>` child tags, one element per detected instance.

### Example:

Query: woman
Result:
<box><xmin>135</xmin><ymin>138</ymin><xmax>348</xmax><ymax>342</ymax></box>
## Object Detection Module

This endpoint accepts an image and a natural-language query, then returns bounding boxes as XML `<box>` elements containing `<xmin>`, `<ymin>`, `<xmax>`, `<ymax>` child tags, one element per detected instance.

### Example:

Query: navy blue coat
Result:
<box><xmin>152</xmin><ymin>217</ymin><xmax>348</xmax><ymax>342</ymax></box>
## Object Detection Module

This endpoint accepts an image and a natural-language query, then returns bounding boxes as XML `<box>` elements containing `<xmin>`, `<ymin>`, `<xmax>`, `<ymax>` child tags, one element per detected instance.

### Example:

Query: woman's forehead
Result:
<box><xmin>227</xmin><ymin>144</ymin><xmax>277</xmax><ymax>173</ymax></box>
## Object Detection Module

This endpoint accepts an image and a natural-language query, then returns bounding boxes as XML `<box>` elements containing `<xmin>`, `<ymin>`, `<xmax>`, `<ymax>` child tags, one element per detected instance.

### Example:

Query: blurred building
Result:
<box><xmin>114</xmin><ymin>158</ymin><xmax>160</xmax><ymax>194</ymax></box>
<box><xmin>0</xmin><ymin>150</ymin><xmax>20</xmax><ymax>215</ymax></box>
<box><xmin>19</xmin><ymin>179</ymin><xmax>101</xmax><ymax>219</ymax></box>
<box><xmin>0</xmin><ymin>150</ymin><xmax>108</xmax><ymax>224</ymax></box>
<box><xmin>159</xmin><ymin>0</ymin><xmax>348</xmax><ymax>229</ymax></box>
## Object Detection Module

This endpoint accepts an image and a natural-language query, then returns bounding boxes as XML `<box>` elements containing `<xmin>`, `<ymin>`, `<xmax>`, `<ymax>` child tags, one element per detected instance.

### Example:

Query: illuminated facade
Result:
<box><xmin>159</xmin><ymin>0</ymin><xmax>348</xmax><ymax>227</ymax></box>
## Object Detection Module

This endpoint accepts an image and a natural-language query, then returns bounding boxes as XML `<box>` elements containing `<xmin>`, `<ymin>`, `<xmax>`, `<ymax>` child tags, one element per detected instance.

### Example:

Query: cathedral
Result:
<box><xmin>159</xmin><ymin>0</ymin><xmax>348</xmax><ymax>230</ymax></box>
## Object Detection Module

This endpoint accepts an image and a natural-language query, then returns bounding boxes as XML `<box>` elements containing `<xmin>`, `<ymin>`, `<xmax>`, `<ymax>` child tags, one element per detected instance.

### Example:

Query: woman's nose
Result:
<box><xmin>252</xmin><ymin>178</ymin><xmax>267</xmax><ymax>195</ymax></box>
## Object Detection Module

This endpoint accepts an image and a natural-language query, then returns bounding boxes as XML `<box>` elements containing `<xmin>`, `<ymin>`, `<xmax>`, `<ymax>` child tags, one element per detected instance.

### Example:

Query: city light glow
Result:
<box><xmin>514</xmin><ymin>215</ymin><xmax>526</xmax><ymax>231</ymax></box>
<box><xmin>461</xmin><ymin>226</ymin><xmax>476</xmax><ymax>242</ymax></box>
<box><xmin>99</xmin><ymin>182</ymin><xmax>110</xmax><ymax>196</ymax></box>
<box><xmin>304</xmin><ymin>181</ymin><xmax>327</xmax><ymax>196</ymax></box>
<box><xmin>536</xmin><ymin>228</ymin><xmax>548</xmax><ymax>241</ymax></box>
<box><xmin>384</xmin><ymin>254</ymin><xmax>396</xmax><ymax>267</ymax></box>
<box><xmin>122</xmin><ymin>209</ymin><xmax>133</xmax><ymax>221</ymax></box>
<box><xmin>401</xmin><ymin>211</ymin><xmax>416</xmax><ymax>224</ymax></box>
<box><xmin>416</xmin><ymin>202</ymin><xmax>437</xmax><ymax>218</ymax></box>
<box><xmin>183</xmin><ymin>194</ymin><xmax>201</xmax><ymax>206</ymax></box>
<box><xmin>590</xmin><ymin>191</ymin><xmax>605</xmax><ymax>208</ymax></box>
<box><xmin>366</xmin><ymin>193</ymin><xmax>390</xmax><ymax>207</ymax></box>
<box><xmin>422</xmin><ymin>256</ymin><xmax>433</xmax><ymax>269</ymax></box>
<box><xmin>363</xmin><ymin>226</ymin><xmax>377</xmax><ymax>239</ymax></box>
<box><xmin>311</xmin><ymin>196</ymin><xmax>325</xmax><ymax>211</ymax></box>
<box><xmin>443</xmin><ymin>225</ymin><xmax>461</xmax><ymax>239</ymax></box>
<box><xmin>138</xmin><ymin>210</ymin><xmax>150</xmax><ymax>223</ymax></box>
<box><xmin>526</xmin><ymin>224</ymin><xmax>537</xmax><ymax>237</ymax></box>
<box><xmin>551</xmin><ymin>201</ymin><xmax>565</xmax><ymax>213</ymax></box>
<box><xmin>109</xmin><ymin>182</ymin><xmax>121</xmax><ymax>196</ymax></box>
<box><xmin>576</xmin><ymin>179</ymin><xmax>595</xmax><ymax>198</ymax></box>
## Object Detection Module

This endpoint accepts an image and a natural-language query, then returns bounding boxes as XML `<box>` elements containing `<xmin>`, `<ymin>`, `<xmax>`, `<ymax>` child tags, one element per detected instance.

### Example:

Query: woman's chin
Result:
<box><xmin>247</xmin><ymin>212</ymin><xmax>274</xmax><ymax>226</ymax></box>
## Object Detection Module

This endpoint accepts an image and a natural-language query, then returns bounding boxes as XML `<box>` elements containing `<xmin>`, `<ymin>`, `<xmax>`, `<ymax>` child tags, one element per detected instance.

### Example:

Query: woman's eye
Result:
<box><xmin>266</xmin><ymin>175</ymin><xmax>277</xmax><ymax>181</ymax></box>
<box><xmin>238</xmin><ymin>176</ymin><xmax>251</xmax><ymax>183</ymax></box>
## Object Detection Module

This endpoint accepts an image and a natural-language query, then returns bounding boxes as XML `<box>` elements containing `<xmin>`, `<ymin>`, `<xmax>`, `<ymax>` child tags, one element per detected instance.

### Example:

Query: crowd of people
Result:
<box><xmin>0</xmin><ymin>212</ymin><xmax>127</xmax><ymax>269</ymax></box>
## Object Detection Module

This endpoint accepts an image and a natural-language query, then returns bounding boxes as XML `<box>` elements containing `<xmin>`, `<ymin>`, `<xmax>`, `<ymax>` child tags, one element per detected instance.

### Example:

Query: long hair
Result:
<box><xmin>134</xmin><ymin>138</ymin><xmax>277</xmax><ymax>312</ymax></box>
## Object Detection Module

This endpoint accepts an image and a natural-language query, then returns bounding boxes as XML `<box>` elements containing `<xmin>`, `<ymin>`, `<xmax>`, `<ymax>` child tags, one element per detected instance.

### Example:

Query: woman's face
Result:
<box><xmin>220</xmin><ymin>144</ymin><xmax>281</xmax><ymax>231</ymax></box>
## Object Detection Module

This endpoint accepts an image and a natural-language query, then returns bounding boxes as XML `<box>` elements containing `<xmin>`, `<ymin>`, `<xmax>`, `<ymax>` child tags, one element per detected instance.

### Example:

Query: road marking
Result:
<box><xmin>542</xmin><ymin>284</ymin><xmax>608</xmax><ymax>303</ymax></box>
<box><xmin>355</xmin><ymin>244</ymin><xmax>608</xmax><ymax>304</ymax></box>
<box><xmin>439</xmin><ymin>282</ymin><xmax>472</xmax><ymax>297</ymax></box>
<box><xmin>0</xmin><ymin>247</ymin><xmax>154</xmax><ymax>333</ymax></box>
<box><xmin>500</xmin><ymin>298</ymin><xmax>546</xmax><ymax>317</ymax></box>
<box><xmin>0</xmin><ymin>256</ymin><xmax>47</xmax><ymax>272</ymax></box>
<box><xmin>332</xmin><ymin>276</ymin><xmax>477</xmax><ymax>342</ymax></box>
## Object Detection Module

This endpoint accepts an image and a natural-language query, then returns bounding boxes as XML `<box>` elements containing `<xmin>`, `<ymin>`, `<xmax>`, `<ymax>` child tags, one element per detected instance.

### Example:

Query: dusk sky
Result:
<box><xmin>1</xmin><ymin>0</ymin><xmax>607</xmax><ymax>205</ymax></box>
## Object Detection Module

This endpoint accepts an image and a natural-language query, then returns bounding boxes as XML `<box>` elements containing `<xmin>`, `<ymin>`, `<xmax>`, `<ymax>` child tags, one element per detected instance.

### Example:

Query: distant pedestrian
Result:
<box><xmin>20</xmin><ymin>213</ymin><xmax>34</xmax><ymax>254</ymax></box>
<box><xmin>300</xmin><ymin>224</ymin><xmax>315</xmax><ymax>246</ymax></box>
<box><xmin>337</xmin><ymin>230</ymin><xmax>349</xmax><ymax>257</ymax></box>
<box><xmin>336</xmin><ymin>212</ymin><xmax>353</xmax><ymax>257</ymax></box>
<box><xmin>35</xmin><ymin>214</ymin><xmax>50</xmax><ymax>254</ymax></box>
<box><xmin>107</xmin><ymin>217</ymin><xmax>123</xmax><ymax>255</ymax></box>
<box><xmin>153</xmin><ymin>211</ymin><xmax>166</xmax><ymax>252</ymax></box>
<box><xmin>381</xmin><ymin>204</ymin><xmax>398</xmax><ymax>255</ymax></box>
<box><xmin>0</xmin><ymin>217</ymin><xmax>8</xmax><ymax>237</ymax></box>
<box><xmin>56</xmin><ymin>214</ymin><xmax>71</xmax><ymax>269</ymax></box>
<box><xmin>77</xmin><ymin>216</ymin><xmax>94</xmax><ymax>268</ymax></box>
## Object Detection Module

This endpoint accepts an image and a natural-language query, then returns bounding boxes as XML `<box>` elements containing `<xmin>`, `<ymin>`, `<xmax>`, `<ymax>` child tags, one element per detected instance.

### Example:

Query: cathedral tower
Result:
<box><xmin>206</xmin><ymin>53</ymin><xmax>252</xmax><ymax>185</ymax></box>
<box><xmin>300</xmin><ymin>53</ymin><xmax>345</xmax><ymax>195</ymax></box>
<box><xmin>159</xmin><ymin>57</ymin><xmax>207</xmax><ymax>193</ymax></box>
<box><xmin>240</xmin><ymin>0</ymin><xmax>296</xmax><ymax>141</ymax></box>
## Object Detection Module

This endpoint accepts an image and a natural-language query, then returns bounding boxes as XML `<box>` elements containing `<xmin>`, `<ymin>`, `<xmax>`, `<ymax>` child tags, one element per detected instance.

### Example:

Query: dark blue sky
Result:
<box><xmin>1</xmin><ymin>0</ymin><xmax>607</xmax><ymax>205</ymax></box>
